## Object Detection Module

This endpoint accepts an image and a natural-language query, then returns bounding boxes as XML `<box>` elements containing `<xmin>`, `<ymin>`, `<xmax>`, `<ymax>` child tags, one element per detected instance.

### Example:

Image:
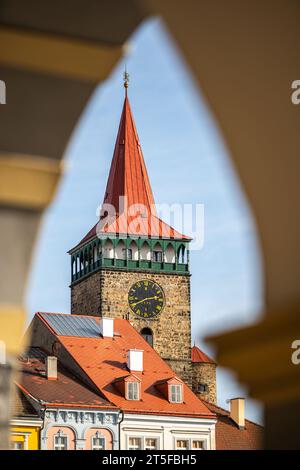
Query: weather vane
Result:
<box><xmin>123</xmin><ymin>67</ymin><xmax>130</xmax><ymax>91</ymax></box>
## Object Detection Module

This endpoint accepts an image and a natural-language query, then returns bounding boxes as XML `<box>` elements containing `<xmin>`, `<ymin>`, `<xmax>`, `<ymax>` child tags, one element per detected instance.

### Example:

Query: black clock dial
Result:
<box><xmin>128</xmin><ymin>280</ymin><xmax>165</xmax><ymax>319</ymax></box>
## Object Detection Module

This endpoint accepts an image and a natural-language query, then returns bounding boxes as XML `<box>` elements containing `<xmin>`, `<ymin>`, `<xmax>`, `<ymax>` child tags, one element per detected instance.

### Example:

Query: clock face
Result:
<box><xmin>128</xmin><ymin>280</ymin><xmax>165</xmax><ymax>318</ymax></box>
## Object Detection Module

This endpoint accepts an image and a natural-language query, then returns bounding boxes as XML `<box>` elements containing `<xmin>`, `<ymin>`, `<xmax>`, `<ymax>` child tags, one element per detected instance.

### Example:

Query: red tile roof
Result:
<box><xmin>17</xmin><ymin>347</ymin><xmax>117</xmax><ymax>410</ymax></box>
<box><xmin>204</xmin><ymin>401</ymin><xmax>263</xmax><ymax>450</ymax></box>
<box><xmin>73</xmin><ymin>95</ymin><xmax>190</xmax><ymax>248</ymax></box>
<box><xmin>37</xmin><ymin>313</ymin><xmax>214</xmax><ymax>419</ymax></box>
<box><xmin>191</xmin><ymin>345</ymin><xmax>216</xmax><ymax>364</ymax></box>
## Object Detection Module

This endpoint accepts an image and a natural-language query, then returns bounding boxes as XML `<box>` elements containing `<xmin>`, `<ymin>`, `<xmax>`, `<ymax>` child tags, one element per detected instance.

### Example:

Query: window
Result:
<box><xmin>128</xmin><ymin>437</ymin><xmax>142</xmax><ymax>450</ymax></box>
<box><xmin>11</xmin><ymin>441</ymin><xmax>24</xmax><ymax>450</ymax></box>
<box><xmin>145</xmin><ymin>438</ymin><xmax>158</xmax><ymax>450</ymax></box>
<box><xmin>176</xmin><ymin>439</ymin><xmax>189</xmax><ymax>450</ymax></box>
<box><xmin>122</xmin><ymin>248</ymin><xmax>132</xmax><ymax>260</ymax></box>
<box><xmin>192</xmin><ymin>440</ymin><xmax>204</xmax><ymax>450</ymax></box>
<box><xmin>170</xmin><ymin>384</ymin><xmax>183</xmax><ymax>403</ymax></box>
<box><xmin>92</xmin><ymin>432</ymin><xmax>105</xmax><ymax>450</ymax></box>
<box><xmin>152</xmin><ymin>250</ymin><xmax>162</xmax><ymax>262</ymax></box>
<box><xmin>140</xmin><ymin>327</ymin><xmax>153</xmax><ymax>347</ymax></box>
<box><xmin>127</xmin><ymin>381</ymin><xmax>140</xmax><ymax>400</ymax></box>
<box><xmin>197</xmin><ymin>383</ymin><xmax>208</xmax><ymax>393</ymax></box>
<box><xmin>54</xmin><ymin>430</ymin><xmax>68</xmax><ymax>450</ymax></box>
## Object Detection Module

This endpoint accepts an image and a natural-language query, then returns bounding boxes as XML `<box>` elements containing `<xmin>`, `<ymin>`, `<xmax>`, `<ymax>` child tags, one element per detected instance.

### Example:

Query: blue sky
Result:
<box><xmin>26</xmin><ymin>18</ymin><xmax>264</xmax><ymax>423</ymax></box>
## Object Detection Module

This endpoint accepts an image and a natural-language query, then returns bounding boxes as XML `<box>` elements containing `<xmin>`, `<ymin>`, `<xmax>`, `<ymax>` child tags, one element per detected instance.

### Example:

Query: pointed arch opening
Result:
<box><xmin>152</xmin><ymin>241</ymin><xmax>163</xmax><ymax>263</ymax></box>
<box><xmin>165</xmin><ymin>243</ymin><xmax>175</xmax><ymax>263</ymax></box>
<box><xmin>140</xmin><ymin>240</ymin><xmax>151</xmax><ymax>261</ymax></box>
<box><xmin>129</xmin><ymin>240</ymin><xmax>138</xmax><ymax>260</ymax></box>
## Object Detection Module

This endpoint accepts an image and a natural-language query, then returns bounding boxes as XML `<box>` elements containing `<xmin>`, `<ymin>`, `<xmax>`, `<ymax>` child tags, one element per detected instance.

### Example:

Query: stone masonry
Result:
<box><xmin>192</xmin><ymin>362</ymin><xmax>217</xmax><ymax>405</ymax></box>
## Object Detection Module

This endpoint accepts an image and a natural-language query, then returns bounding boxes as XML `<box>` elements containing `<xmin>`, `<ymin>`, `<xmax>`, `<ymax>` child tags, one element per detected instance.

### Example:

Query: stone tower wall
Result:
<box><xmin>191</xmin><ymin>362</ymin><xmax>217</xmax><ymax>404</ymax></box>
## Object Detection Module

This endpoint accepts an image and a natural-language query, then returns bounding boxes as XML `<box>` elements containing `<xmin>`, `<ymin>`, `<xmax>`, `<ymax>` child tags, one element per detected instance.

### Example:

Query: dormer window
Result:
<box><xmin>169</xmin><ymin>384</ymin><xmax>183</xmax><ymax>403</ymax></box>
<box><xmin>127</xmin><ymin>381</ymin><xmax>140</xmax><ymax>400</ymax></box>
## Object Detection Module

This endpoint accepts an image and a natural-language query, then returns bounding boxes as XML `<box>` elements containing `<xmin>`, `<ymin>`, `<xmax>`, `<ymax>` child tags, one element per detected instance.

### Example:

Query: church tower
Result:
<box><xmin>69</xmin><ymin>76</ymin><xmax>193</xmax><ymax>385</ymax></box>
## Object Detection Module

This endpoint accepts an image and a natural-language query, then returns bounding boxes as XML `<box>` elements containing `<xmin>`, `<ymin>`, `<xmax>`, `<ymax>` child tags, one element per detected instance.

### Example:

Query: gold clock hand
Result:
<box><xmin>131</xmin><ymin>296</ymin><xmax>158</xmax><ymax>307</ymax></box>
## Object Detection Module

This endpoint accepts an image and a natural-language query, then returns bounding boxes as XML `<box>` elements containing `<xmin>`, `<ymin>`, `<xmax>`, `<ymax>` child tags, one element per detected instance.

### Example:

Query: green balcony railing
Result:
<box><xmin>71</xmin><ymin>257</ymin><xmax>189</xmax><ymax>283</ymax></box>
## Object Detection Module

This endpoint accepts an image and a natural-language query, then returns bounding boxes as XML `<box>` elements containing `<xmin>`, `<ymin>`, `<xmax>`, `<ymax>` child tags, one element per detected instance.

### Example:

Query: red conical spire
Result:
<box><xmin>102</xmin><ymin>94</ymin><xmax>157</xmax><ymax>217</ymax></box>
<box><xmin>75</xmin><ymin>79</ymin><xmax>190</xmax><ymax>246</ymax></box>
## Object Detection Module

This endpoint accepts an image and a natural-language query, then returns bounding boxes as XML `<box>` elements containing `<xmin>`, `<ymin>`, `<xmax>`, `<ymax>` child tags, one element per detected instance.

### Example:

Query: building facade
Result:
<box><xmin>27</xmin><ymin>312</ymin><xmax>217</xmax><ymax>450</ymax></box>
<box><xmin>16</xmin><ymin>347</ymin><xmax>120</xmax><ymax>450</ymax></box>
<box><xmin>69</xmin><ymin>86</ymin><xmax>216</xmax><ymax>402</ymax></box>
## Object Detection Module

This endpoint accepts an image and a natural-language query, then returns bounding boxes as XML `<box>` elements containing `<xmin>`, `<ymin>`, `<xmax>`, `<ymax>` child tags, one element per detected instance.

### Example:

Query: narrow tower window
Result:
<box><xmin>140</xmin><ymin>327</ymin><xmax>153</xmax><ymax>347</ymax></box>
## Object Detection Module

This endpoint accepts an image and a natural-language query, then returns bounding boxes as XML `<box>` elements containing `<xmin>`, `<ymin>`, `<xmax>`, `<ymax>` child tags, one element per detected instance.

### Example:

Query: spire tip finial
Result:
<box><xmin>123</xmin><ymin>67</ymin><xmax>129</xmax><ymax>91</ymax></box>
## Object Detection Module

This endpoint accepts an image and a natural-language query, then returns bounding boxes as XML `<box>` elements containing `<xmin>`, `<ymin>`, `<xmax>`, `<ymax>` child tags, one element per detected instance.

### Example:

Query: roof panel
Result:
<box><xmin>40</xmin><ymin>313</ymin><xmax>100</xmax><ymax>337</ymax></box>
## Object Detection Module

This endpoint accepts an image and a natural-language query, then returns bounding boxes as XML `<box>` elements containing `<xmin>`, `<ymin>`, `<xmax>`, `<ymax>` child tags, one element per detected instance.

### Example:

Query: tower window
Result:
<box><xmin>140</xmin><ymin>327</ymin><xmax>153</xmax><ymax>347</ymax></box>
<box><xmin>197</xmin><ymin>383</ymin><xmax>208</xmax><ymax>393</ymax></box>
<box><xmin>152</xmin><ymin>250</ymin><xmax>162</xmax><ymax>262</ymax></box>
<box><xmin>122</xmin><ymin>248</ymin><xmax>133</xmax><ymax>260</ymax></box>
<box><xmin>169</xmin><ymin>384</ymin><xmax>183</xmax><ymax>403</ymax></box>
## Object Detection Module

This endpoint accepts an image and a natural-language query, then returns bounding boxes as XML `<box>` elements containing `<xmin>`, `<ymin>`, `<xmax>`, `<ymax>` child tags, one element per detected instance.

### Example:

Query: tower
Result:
<box><xmin>69</xmin><ymin>78</ymin><xmax>193</xmax><ymax>385</ymax></box>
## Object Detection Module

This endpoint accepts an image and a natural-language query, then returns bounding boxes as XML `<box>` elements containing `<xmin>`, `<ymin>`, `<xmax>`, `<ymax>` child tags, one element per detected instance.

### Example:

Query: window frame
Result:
<box><xmin>128</xmin><ymin>436</ymin><xmax>142</xmax><ymax>450</ymax></box>
<box><xmin>53</xmin><ymin>430</ymin><xmax>68</xmax><ymax>451</ymax></box>
<box><xmin>126</xmin><ymin>381</ymin><xmax>140</xmax><ymax>400</ymax></box>
<box><xmin>126</xmin><ymin>435</ymin><xmax>160</xmax><ymax>450</ymax></box>
<box><xmin>91</xmin><ymin>431</ymin><xmax>106</xmax><ymax>450</ymax></box>
<box><xmin>169</xmin><ymin>384</ymin><xmax>183</xmax><ymax>403</ymax></box>
<box><xmin>152</xmin><ymin>250</ymin><xmax>163</xmax><ymax>262</ymax></box>
<box><xmin>144</xmin><ymin>437</ymin><xmax>159</xmax><ymax>450</ymax></box>
<box><xmin>174</xmin><ymin>437</ymin><xmax>207</xmax><ymax>450</ymax></box>
<box><xmin>197</xmin><ymin>383</ymin><xmax>208</xmax><ymax>393</ymax></box>
<box><xmin>10</xmin><ymin>432</ymin><xmax>29</xmax><ymax>450</ymax></box>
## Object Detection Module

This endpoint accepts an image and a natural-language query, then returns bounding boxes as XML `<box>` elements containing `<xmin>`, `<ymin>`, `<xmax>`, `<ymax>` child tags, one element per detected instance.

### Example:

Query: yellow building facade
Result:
<box><xmin>10</xmin><ymin>422</ymin><xmax>41</xmax><ymax>450</ymax></box>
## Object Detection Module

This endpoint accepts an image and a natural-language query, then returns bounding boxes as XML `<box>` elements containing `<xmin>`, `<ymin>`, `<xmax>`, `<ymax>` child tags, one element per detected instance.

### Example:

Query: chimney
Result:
<box><xmin>46</xmin><ymin>356</ymin><xmax>57</xmax><ymax>380</ymax></box>
<box><xmin>100</xmin><ymin>317</ymin><xmax>114</xmax><ymax>338</ymax></box>
<box><xmin>229</xmin><ymin>398</ymin><xmax>245</xmax><ymax>429</ymax></box>
<box><xmin>127</xmin><ymin>349</ymin><xmax>143</xmax><ymax>372</ymax></box>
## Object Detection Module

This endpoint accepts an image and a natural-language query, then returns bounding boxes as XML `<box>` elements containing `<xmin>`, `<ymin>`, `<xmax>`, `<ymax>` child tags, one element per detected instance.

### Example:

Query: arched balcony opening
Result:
<box><xmin>140</xmin><ymin>241</ymin><xmax>151</xmax><ymax>261</ymax></box>
<box><xmin>165</xmin><ymin>243</ymin><xmax>175</xmax><ymax>263</ymax></box>
<box><xmin>177</xmin><ymin>244</ymin><xmax>185</xmax><ymax>264</ymax></box>
<box><xmin>129</xmin><ymin>240</ymin><xmax>138</xmax><ymax>261</ymax></box>
<box><xmin>103</xmin><ymin>239</ymin><xmax>113</xmax><ymax>259</ymax></box>
<box><xmin>152</xmin><ymin>242</ymin><xmax>163</xmax><ymax>263</ymax></box>
<box><xmin>115</xmin><ymin>239</ymin><xmax>126</xmax><ymax>260</ymax></box>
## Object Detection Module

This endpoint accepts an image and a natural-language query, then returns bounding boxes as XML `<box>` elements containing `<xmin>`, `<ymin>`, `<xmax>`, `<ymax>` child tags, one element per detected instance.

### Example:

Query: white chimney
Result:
<box><xmin>229</xmin><ymin>398</ymin><xmax>245</xmax><ymax>428</ymax></box>
<box><xmin>127</xmin><ymin>349</ymin><xmax>143</xmax><ymax>372</ymax></box>
<box><xmin>46</xmin><ymin>356</ymin><xmax>57</xmax><ymax>380</ymax></box>
<box><xmin>100</xmin><ymin>317</ymin><xmax>114</xmax><ymax>338</ymax></box>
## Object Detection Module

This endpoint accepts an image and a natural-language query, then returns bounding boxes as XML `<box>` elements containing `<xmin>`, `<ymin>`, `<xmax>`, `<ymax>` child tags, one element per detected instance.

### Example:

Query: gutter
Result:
<box><xmin>117</xmin><ymin>410</ymin><xmax>124</xmax><ymax>450</ymax></box>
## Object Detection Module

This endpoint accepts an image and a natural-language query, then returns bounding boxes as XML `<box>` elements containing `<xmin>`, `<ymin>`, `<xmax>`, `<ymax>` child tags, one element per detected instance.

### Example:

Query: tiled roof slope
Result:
<box><xmin>72</xmin><ymin>95</ymin><xmax>190</xmax><ymax>249</ymax></box>
<box><xmin>37</xmin><ymin>312</ymin><xmax>214</xmax><ymax>418</ymax></box>
<box><xmin>205</xmin><ymin>401</ymin><xmax>263</xmax><ymax>450</ymax></box>
<box><xmin>17</xmin><ymin>347</ymin><xmax>116</xmax><ymax>410</ymax></box>
<box><xmin>12</xmin><ymin>388</ymin><xmax>39</xmax><ymax>418</ymax></box>
<box><xmin>191</xmin><ymin>345</ymin><xmax>216</xmax><ymax>364</ymax></box>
